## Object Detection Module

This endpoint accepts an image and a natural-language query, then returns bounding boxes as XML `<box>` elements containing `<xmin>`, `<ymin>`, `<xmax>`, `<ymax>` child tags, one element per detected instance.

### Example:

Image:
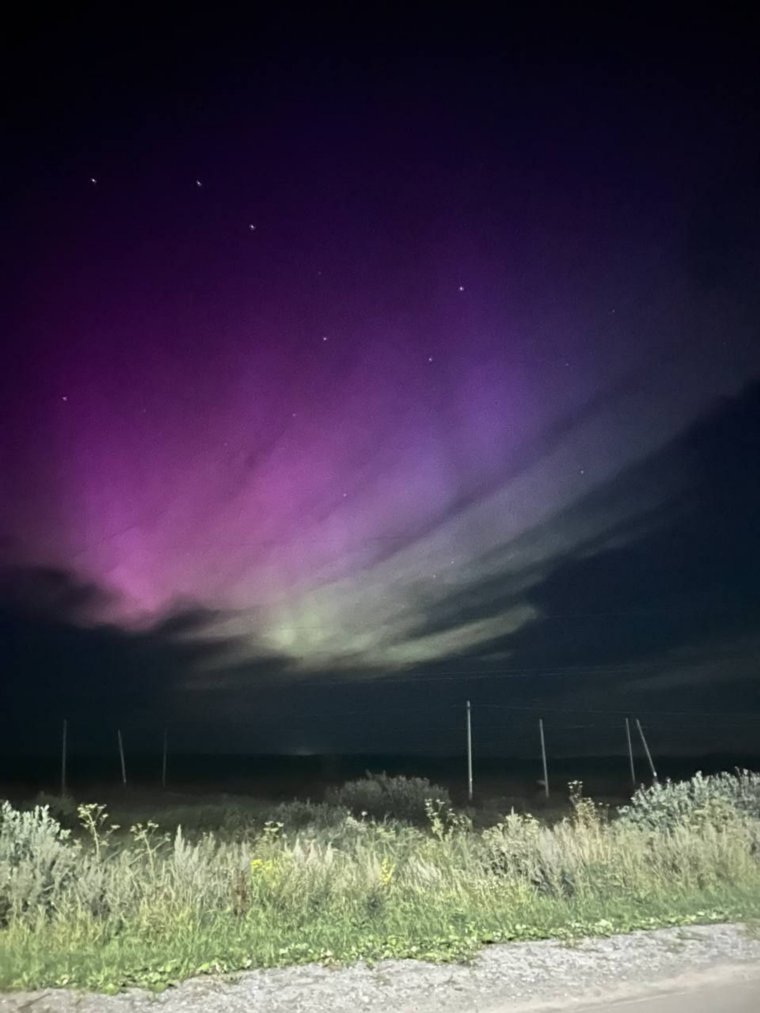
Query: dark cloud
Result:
<box><xmin>0</xmin><ymin>565</ymin><xmax>114</xmax><ymax>622</ymax></box>
<box><xmin>0</xmin><ymin>570</ymin><xmax>251</xmax><ymax>751</ymax></box>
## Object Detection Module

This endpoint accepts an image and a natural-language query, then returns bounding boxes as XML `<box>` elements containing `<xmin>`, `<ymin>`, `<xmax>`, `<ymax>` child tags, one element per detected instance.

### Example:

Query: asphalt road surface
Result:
<box><xmin>629</xmin><ymin>981</ymin><xmax>759</xmax><ymax>1010</ymax></box>
<box><xmin>507</xmin><ymin>976</ymin><xmax>760</xmax><ymax>1012</ymax></box>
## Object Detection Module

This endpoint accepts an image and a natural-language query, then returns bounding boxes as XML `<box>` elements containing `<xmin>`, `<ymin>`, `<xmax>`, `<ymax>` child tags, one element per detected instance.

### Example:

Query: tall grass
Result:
<box><xmin>1</xmin><ymin>772</ymin><xmax>759</xmax><ymax>993</ymax></box>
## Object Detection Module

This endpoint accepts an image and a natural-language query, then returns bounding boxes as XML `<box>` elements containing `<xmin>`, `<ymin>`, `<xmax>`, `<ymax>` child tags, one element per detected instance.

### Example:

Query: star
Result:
<box><xmin>579</xmin><ymin>468</ymin><xmax>586</xmax><ymax>475</ymax></box>
<box><xmin>249</xmin><ymin>224</ymin><xmax>256</xmax><ymax>231</ymax></box>
<box><xmin>458</xmin><ymin>284</ymin><xmax>465</xmax><ymax>292</ymax></box>
<box><xmin>89</xmin><ymin>178</ymin><xmax>97</xmax><ymax>185</ymax></box>
<box><xmin>322</xmin><ymin>335</ymin><xmax>328</xmax><ymax>342</ymax></box>
<box><xmin>428</xmin><ymin>356</ymin><xmax>434</xmax><ymax>362</ymax></box>
<box><xmin>195</xmin><ymin>179</ymin><xmax>203</xmax><ymax>188</ymax></box>
<box><xmin>61</xmin><ymin>395</ymin><xmax>68</xmax><ymax>402</ymax></box>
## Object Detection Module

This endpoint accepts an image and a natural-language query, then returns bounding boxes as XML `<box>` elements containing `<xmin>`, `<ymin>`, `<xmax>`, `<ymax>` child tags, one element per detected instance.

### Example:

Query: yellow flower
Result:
<box><xmin>250</xmin><ymin>857</ymin><xmax>278</xmax><ymax>884</ymax></box>
<box><xmin>379</xmin><ymin>857</ymin><xmax>395</xmax><ymax>888</ymax></box>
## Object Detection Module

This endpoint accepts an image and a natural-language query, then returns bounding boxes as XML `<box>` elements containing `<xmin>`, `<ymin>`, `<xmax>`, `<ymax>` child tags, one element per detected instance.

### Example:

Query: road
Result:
<box><xmin>571</xmin><ymin>979</ymin><xmax>758</xmax><ymax>1011</ymax></box>
<box><xmin>483</xmin><ymin>971</ymin><xmax>760</xmax><ymax>1013</ymax></box>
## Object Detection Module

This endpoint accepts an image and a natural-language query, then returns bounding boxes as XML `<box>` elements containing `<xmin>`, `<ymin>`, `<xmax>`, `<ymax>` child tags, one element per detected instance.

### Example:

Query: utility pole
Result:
<box><xmin>625</xmin><ymin>717</ymin><xmax>637</xmax><ymax>788</ymax></box>
<box><xmin>635</xmin><ymin>718</ymin><xmax>657</xmax><ymax>782</ymax></box>
<box><xmin>117</xmin><ymin>729</ymin><xmax>127</xmax><ymax>786</ymax></box>
<box><xmin>466</xmin><ymin>700</ymin><xmax>473</xmax><ymax>803</ymax></box>
<box><xmin>539</xmin><ymin>718</ymin><xmax>549</xmax><ymax>798</ymax></box>
<box><xmin>60</xmin><ymin>718</ymin><xmax>68</xmax><ymax>797</ymax></box>
<box><xmin>161</xmin><ymin>727</ymin><xmax>168</xmax><ymax>789</ymax></box>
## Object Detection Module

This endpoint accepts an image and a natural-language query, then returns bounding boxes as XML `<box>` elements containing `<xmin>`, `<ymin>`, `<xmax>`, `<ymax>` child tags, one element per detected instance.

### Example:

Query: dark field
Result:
<box><xmin>3</xmin><ymin>751</ymin><xmax>759</xmax><ymax>814</ymax></box>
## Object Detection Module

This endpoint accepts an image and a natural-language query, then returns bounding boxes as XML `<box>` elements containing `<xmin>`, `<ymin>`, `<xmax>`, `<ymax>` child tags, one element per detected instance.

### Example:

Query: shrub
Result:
<box><xmin>326</xmin><ymin>772</ymin><xmax>450</xmax><ymax>824</ymax></box>
<box><xmin>482</xmin><ymin>810</ymin><xmax>542</xmax><ymax>879</ymax></box>
<box><xmin>268</xmin><ymin>800</ymin><xmax>351</xmax><ymax>832</ymax></box>
<box><xmin>617</xmin><ymin>769</ymin><xmax>760</xmax><ymax>832</ymax></box>
<box><xmin>0</xmin><ymin>802</ymin><xmax>80</xmax><ymax>925</ymax></box>
<box><xmin>29</xmin><ymin>792</ymin><xmax>80</xmax><ymax>831</ymax></box>
<box><xmin>149</xmin><ymin>803</ymin><xmax>257</xmax><ymax>836</ymax></box>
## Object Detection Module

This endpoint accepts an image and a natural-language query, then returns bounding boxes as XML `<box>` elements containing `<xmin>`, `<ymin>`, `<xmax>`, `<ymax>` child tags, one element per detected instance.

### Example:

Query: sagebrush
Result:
<box><xmin>325</xmin><ymin>771</ymin><xmax>450</xmax><ymax>823</ymax></box>
<box><xmin>617</xmin><ymin>769</ymin><xmax>760</xmax><ymax>831</ymax></box>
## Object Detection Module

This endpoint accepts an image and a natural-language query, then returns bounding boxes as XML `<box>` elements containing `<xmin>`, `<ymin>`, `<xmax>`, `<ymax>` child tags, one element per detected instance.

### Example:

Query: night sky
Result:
<box><xmin>2</xmin><ymin>8</ymin><xmax>759</xmax><ymax>759</ymax></box>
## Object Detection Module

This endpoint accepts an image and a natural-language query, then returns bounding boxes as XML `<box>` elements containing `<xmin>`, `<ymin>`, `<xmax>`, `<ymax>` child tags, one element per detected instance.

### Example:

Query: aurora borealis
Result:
<box><xmin>2</xmin><ymin>9</ymin><xmax>759</xmax><ymax>757</ymax></box>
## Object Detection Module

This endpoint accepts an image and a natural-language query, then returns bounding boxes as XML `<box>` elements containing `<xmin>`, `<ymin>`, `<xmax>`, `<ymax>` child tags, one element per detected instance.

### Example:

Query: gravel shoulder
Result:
<box><xmin>1</xmin><ymin>923</ymin><xmax>759</xmax><ymax>1013</ymax></box>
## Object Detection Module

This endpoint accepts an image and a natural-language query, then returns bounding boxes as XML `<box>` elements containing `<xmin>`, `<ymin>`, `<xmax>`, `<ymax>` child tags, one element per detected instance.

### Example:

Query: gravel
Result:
<box><xmin>1</xmin><ymin>923</ymin><xmax>759</xmax><ymax>1013</ymax></box>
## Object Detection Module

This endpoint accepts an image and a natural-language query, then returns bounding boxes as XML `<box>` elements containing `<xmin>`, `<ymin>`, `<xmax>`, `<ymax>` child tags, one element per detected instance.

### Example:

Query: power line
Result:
<box><xmin>173</xmin><ymin>697</ymin><xmax>759</xmax><ymax>726</ymax></box>
<box><xmin>473</xmin><ymin>702</ymin><xmax>760</xmax><ymax>721</ymax></box>
<box><xmin>305</xmin><ymin>658</ymin><xmax>758</xmax><ymax>686</ymax></box>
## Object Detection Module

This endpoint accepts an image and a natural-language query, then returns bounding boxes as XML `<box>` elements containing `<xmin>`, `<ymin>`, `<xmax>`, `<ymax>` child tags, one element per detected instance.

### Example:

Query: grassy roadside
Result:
<box><xmin>1</xmin><ymin>773</ymin><xmax>759</xmax><ymax>994</ymax></box>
